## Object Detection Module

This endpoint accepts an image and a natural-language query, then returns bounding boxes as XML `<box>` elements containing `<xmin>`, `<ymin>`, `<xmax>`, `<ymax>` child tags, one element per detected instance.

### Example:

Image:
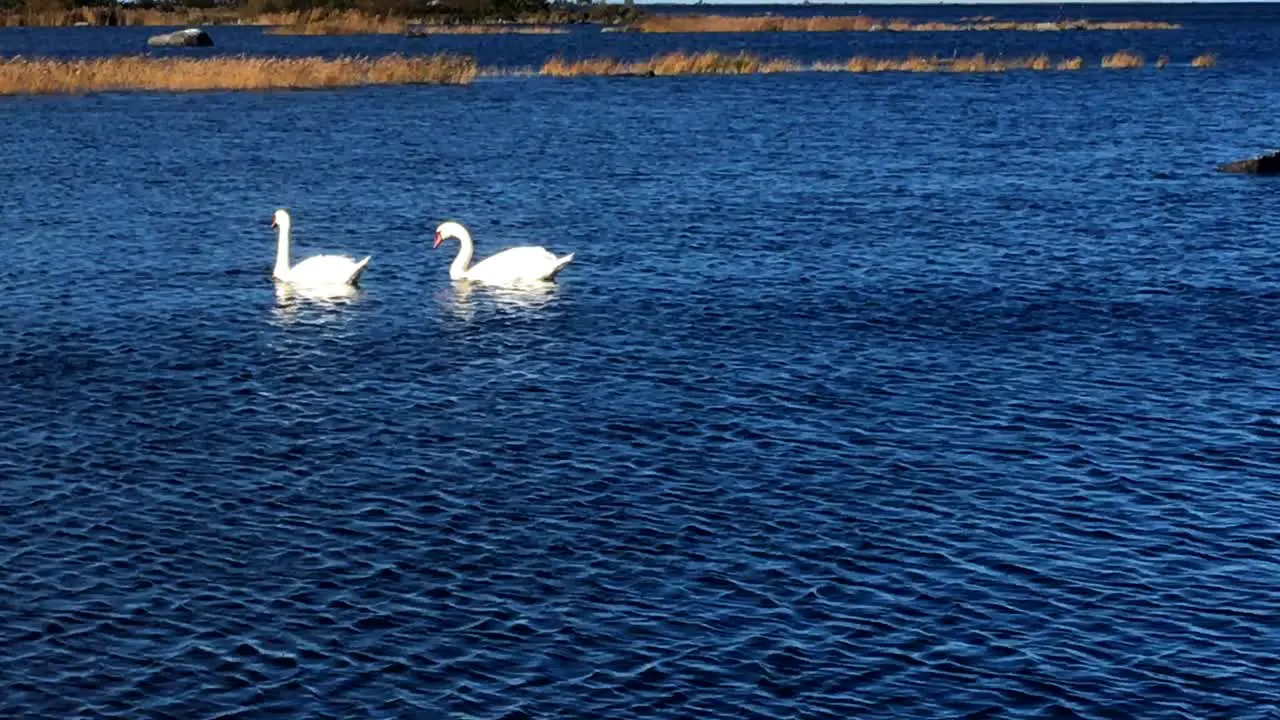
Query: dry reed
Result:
<box><xmin>0</xmin><ymin>49</ymin><xmax>1219</xmax><ymax>94</ymax></box>
<box><xmin>0</xmin><ymin>7</ymin><xmax>237</xmax><ymax>27</ymax></box>
<box><xmin>1191</xmin><ymin>53</ymin><xmax>1217</xmax><ymax>68</ymax></box>
<box><xmin>541</xmin><ymin>51</ymin><xmax>802</xmax><ymax>77</ymax></box>
<box><xmin>1101</xmin><ymin>51</ymin><xmax>1145</xmax><ymax>69</ymax></box>
<box><xmin>264</xmin><ymin>10</ymin><xmax>407</xmax><ymax>35</ymax></box>
<box><xmin>0</xmin><ymin>54</ymin><xmax>477</xmax><ymax>95</ymax></box>
<box><xmin>536</xmin><ymin>51</ymin><xmax>1211</xmax><ymax>78</ymax></box>
<box><xmin>406</xmin><ymin>24</ymin><xmax>567</xmax><ymax>35</ymax></box>
<box><xmin>628</xmin><ymin>14</ymin><xmax>1180</xmax><ymax>33</ymax></box>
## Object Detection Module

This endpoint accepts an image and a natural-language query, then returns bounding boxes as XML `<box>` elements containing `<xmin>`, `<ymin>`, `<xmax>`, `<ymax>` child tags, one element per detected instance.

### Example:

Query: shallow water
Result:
<box><xmin>3</xmin><ymin>3</ymin><xmax>1280</xmax><ymax>718</ymax></box>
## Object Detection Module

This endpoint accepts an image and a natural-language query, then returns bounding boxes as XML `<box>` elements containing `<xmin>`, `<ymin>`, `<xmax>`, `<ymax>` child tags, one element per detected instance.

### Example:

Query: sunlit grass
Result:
<box><xmin>1101</xmin><ymin>50</ymin><xmax>1145</xmax><ymax>69</ymax></box>
<box><xmin>0</xmin><ymin>7</ymin><xmax>236</xmax><ymax>27</ymax></box>
<box><xmin>541</xmin><ymin>51</ymin><xmax>802</xmax><ymax>77</ymax></box>
<box><xmin>628</xmin><ymin>14</ymin><xmax>1181</xmax><ymax>33</ymax></box>
<box><xmin>0</xmin><ymin>50</ymin><xmax>1218</xmax><ymax>94</ymax></box>
<box><xmin>263</xmin><ymin>10</ymin><xmax>407</xmax><ymax>35</ymax></box>
<box><xmin>406</xmin><ymin>24</ymin><xmax>568</xmax><ymax>35</ymax></box>
<box><xmin>538</xmin><ymin>51</ymin><xmax>1201</xmax><ymax>77</ymax></box>
<box><xmin>0</xmin><ymin>54</ymin><xmax>477</xmax><ymax>95</ymax></box>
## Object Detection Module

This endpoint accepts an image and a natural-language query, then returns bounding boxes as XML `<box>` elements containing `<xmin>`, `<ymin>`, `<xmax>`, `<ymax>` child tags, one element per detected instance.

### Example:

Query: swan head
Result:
<box><xmin>271</xmin><ymin>208</ymin><xmax>291</xmax><ymax>230</ymax></box>
<box><xmin>434</xmin><ymin>220</ymin><xmax>468</xmax><ymax>249</ymax></box>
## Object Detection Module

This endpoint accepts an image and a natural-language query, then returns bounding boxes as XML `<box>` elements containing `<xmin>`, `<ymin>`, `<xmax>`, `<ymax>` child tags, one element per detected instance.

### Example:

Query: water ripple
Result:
<box><xmin>3</xmin><ymin>15</ymin><xmax>1280</xmax><ymax>720</ymax></box>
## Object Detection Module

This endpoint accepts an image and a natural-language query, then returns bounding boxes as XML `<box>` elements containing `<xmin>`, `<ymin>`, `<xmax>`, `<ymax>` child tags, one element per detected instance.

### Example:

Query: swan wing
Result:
<box><xmin>286</xmin><ymin>254</ymin><xmax>371</xmax><ymax>286</ymax></box>
<box><xmin>468</xmin><ymin>246</ymin><xmax>572</xmax><ymax>284</ymax></box>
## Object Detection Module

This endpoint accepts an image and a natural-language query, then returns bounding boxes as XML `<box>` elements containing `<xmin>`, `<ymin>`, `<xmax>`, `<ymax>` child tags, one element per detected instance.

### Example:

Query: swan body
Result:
<box><xmin>272</xmin><ymin>209</ymin><xmax>370</xmax><ymax>287</ymax></box>
<box><xmin>434</xmin><ymin>221</ymin><xmax>574</xmax><ymax>285</ymax></box>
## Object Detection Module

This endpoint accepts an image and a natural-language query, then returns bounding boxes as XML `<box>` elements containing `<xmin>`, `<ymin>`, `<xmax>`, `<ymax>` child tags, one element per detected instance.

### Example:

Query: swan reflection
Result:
<box><xmin>441</xmin><ymin>279</ymin><xmax>560</xmax><ymax>321</ymax></box>
<box><xmin>272</xmin><ymin>280</ymin><xmax>363</xmax><ymax>324</ymax></box>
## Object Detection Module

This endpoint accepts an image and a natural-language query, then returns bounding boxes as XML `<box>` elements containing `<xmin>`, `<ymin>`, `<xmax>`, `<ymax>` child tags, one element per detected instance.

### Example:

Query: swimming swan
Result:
<box><xmin>434</xmin><ymin>220</ymin><xmax>574</xmax><ymax>285</ymax></box>
<box><xmin>271</xmin><ymin>209</ymin><xmax>370</xmax><ymax>287</ymax></box>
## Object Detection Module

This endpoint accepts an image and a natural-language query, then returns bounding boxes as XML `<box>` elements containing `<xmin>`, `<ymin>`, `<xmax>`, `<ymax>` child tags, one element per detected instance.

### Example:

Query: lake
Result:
<box><xmin>2</xmin><ymin>3</ymin><xmax>1280</xmax><ymax>718</ymax></box>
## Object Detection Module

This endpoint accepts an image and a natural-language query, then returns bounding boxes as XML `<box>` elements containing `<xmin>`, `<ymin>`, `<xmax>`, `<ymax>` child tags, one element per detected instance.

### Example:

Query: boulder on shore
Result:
<box><xmin>147</xmin><ymin>28</ymin><xmax>214</xmax><ymax>48</ymax></box>
<box><xmin>1216</xmin><ymin>150</ymin><xmax>1280</xmax><ymax>175</ymax></box>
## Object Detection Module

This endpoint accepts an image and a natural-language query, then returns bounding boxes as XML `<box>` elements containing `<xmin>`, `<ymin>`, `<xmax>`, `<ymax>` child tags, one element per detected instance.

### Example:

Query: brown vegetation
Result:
<box><xmin>0</xmin><ymin>49</ymin><xmax>1219</xmax><ymax>95</ymax></box>
<box><xmin>541</xmin><ymin>51</ymin><xmax>800</xmax><ymax>77</ymax></box>
<box><xmin>259</xmin><ymin>10</ymin><xmax>568</xmax><ymax>35</ymax></box>
<box><xmin>0</xmin><ymin>2</ymin><xmax>639</xmax><ymax>29</ymax></box>
<box><xmin>1191</xmin><ymin>53</ymin><xmax>1217</xmax><ymax>68</ymax></box>
<box><xmin>628</xmin><ymin>14</ymin><xmax>1181</xmax><ymax>34</ymax></box>
<box><xmin>0</xmin><ymin>54</ymin><xmax>477</xmax><ymax>95</ymax></box>
<box><xmin>262</xmin><ymin>10</ymin><xmax>408</xmax><ymax>35</ymax></box>
<box><xmin>540</xmin><ymin>51</ymin><xmax>1208</xmax><ymax>77</ymax></box>
<box><xmin>1101</xmin><ymin>51</ymin><xmax>1144</xmax><ymax>69</ymax></box>
<box><xmin>406</xmin><ymin>24</ymin><xmax>567</xmax><ymax>35</ymax></box>
<box><xmin>0</xmin><ymin>6</ymin><xmax>236</xmax><ymax>27</ymax></box>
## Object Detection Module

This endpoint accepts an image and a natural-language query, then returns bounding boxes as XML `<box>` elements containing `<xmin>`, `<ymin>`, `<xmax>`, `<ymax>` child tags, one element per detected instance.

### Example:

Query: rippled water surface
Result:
<box><xmin>3</xmin><ymin>3</ymin><xmax>1280</xmax><ymax>718</ymax></box>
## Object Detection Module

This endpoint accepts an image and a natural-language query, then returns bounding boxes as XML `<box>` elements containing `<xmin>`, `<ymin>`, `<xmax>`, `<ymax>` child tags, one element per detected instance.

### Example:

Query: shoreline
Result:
<box><xmin>0</xmin><ymin>9</ymin><xmax>1182</xmax><ymax>34</ymax></box>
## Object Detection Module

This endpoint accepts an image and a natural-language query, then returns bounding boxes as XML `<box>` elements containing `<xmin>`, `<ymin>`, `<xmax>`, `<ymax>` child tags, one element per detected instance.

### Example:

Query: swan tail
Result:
<box><xmin>544</xmin><ymin>252</ymin><xmax>574</xmax><ymax>281</ymax></box>
<box><xmin>346</xmin><ymin>256</ymin><xmax>371</xmax><ymax>285</ymax></box>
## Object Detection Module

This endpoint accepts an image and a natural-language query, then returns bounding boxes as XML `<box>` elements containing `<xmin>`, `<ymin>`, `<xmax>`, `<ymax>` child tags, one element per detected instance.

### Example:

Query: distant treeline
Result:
<box><xmin>0</xmin><ymin>0</ymin><xmax>644</xmax><ymax>26</ymax></box>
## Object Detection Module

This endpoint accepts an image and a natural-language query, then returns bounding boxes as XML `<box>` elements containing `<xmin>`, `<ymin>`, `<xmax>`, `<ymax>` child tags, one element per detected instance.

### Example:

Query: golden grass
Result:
<box><xmin>262</xmin><ymin>10</ymin><xmax>571</xmax><ymax>36</ymax></box>
<box><xmin>1101</xmin><ymin>50</ymin><xmax>1145</xmax><ymax>69</ymax></box>
<box><xmin>0</xmin><ymin>49</ymin><xmax>1219</xmax><ymax>94</ymax></box>
<box><xmin>406</xmin><ymin>24</ymin><xmax>568</xmax><ymax>35</ymax></box>
<box><xmin>0</xmin><ymin>54</ymin><xmax>477</xmax><ymax>95</ymax></box>
<box><xmin>628</xmin><ymin>14</ymin><xmax>1181</xmax><ymax>33</ymax></box>
<box><xmin>263</xmin><ymin>10</ymin><xmax>407</xmax><ymax>35</ymax></box>
<box><xmin>537</xmin><ymin>51</ymin><xmax>1211</xmax><ymax>77</ymax></box>
<box><xmin>1191</xmin><ymin>53</ymin><xmax>1217</xmax><ymax>68</ymax></box>
<box><xmin>0</xmin><ymin>7</ymin><xmax>250</xmax><ymax>27</ymax></box>
<box><xmin>541</xmin><ymin>51</ymin><xmax>802</xmax><ymax>77</ymax></box>
<box><xmin>0</xmin><ymin>7</ymin><xmax>570</xmax><ymax>32</ymax></box>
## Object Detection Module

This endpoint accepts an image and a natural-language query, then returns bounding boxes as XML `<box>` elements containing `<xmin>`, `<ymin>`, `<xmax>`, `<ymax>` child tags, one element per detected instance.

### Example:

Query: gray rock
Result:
<box><xmin>1217</xmin><ymin>150</ymin><xmax>1280</xmax><ymax>175</ymax></box>
<box><xmin>147</xmin><ymin>28</ymin><xmax>214</xmax><ymax>48</ymax></box>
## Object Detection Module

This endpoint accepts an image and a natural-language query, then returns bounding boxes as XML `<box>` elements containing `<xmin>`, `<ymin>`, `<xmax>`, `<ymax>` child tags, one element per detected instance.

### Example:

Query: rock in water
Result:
<box><xmin>147</xmin><ymin>28</ymin><xmax>214</xmax><ymax>48</ymax></box>
<box><xmin>1216</xmin><ymin>150</ymin><xmax>1280</xmax><ymax>175</ymax></box>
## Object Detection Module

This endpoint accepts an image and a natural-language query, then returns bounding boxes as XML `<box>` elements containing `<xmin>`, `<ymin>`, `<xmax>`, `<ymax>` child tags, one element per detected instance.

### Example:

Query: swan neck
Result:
<box><xmin>274</xmin><ymin>220</ymin><xmax>291</xmax><ymax>279</ymax></box>
<box><xmin>449</xmin><ymin>228</ymin><xmax>474</xmax><ymax>280</ymax></box>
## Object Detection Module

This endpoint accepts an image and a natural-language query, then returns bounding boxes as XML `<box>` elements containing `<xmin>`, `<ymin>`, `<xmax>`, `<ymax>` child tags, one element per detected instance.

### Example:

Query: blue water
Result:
<box><xmin>3</xmin><ymin>4</ymin><xmax>1280</xmax><ymax>718</ymax></box>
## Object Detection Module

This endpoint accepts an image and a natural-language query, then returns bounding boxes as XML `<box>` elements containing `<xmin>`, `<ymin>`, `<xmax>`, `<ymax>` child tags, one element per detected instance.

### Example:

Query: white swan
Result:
<box><xmin>272</xmin><ymin>209</ymin><xmax>370</xmax><ymax>287</ymax></box>
<box><xmin>434</xmin><ymin>220</ymin><xmax>574</xmax><ymax>285</ymax></box>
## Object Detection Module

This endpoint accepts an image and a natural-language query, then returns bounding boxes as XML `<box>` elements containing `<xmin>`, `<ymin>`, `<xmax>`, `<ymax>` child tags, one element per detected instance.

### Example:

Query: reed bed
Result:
<box><xmin>1191</xmin><ymin>53</ymin><xmax>1217</xmax><ymax>68</ymax></box>
<box><xmin>263</xmin><ymin>11</ymin><xmax>569</xmax><ymax>36</ymax></box>
<box><xmin>264</xmin><ymin>10</ymin><xmax>407</xmax><ymax>35</ymax></box>
<box><xmin>1101</xmin><ymin>51</ymin><xmax>1145</xmax><ymax>69</ymax></box>
<box><xmin>628</xmin><ymin>15</ymin><xmax>1181</xmax><ymax>34</ymax></box>
<box><xmin>0</xmin><ymin>50</ymin><xmax>1218</xmax><ymax>94</ymax></box>
<box><xmin>0</xmin><ymin>7</ymin><xmax>237</xmax><ymax>27</ymax></box>
<box><xmin>406</xmin><ymin>25</ymin><xmax>568</xmax><ymax>35</ymax></box>
<box><xmin>0</xmin><ymin>54</ymin><xmax>477</xmax><ymax>95</ymax></box>
<box><xmin>537</xmin><ymin>51</ymin><xmax>1211</xmax><ymax>77</ymax></box>
<box><xmin>0</xmin><ymin>7</ymin><xmax>591</xmax><ymax>31</ymax></box>
<box><xmin>541</xmin><ymin>52</ymin><xmax>801</xmax><ymax>77</ymax></box>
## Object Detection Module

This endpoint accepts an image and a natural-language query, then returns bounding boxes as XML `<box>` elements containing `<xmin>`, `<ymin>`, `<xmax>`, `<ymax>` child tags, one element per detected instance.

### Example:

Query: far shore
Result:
<box><xmin>0</xmin><ymin>8</ymin><xmax>1181</xmax><ymax>35</ymax></box>
<box><xmin>625</xmin><ymin>15</ymin><xmax>1182</xmax><ymax>34</ymax></box>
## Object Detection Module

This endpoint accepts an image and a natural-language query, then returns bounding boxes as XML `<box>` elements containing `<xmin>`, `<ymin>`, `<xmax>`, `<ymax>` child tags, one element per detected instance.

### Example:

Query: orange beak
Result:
<box><xmin>433</xmin><ymin>231</ymin><xmax>443</xmax><ymax>249</ymax></box>
<box><xmin>271</xmin><ymin>217</ymin><xmax>277</xmax><ymax>228</ymax></box>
